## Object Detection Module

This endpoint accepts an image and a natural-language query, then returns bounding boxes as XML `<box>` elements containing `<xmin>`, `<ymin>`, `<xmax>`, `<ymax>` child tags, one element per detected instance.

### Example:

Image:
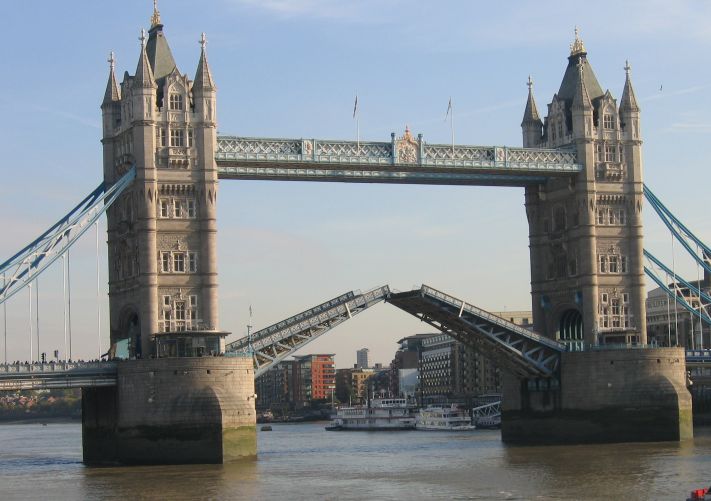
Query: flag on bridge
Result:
<box><xmin>445</xmin><ymin>97</ymin><xmax>452</xmax><ymax>121</ymax></box>
<box><xmin>353</xmin><ymin>95</ymin><xmax>359</xmax><ymax>119</ymax></box>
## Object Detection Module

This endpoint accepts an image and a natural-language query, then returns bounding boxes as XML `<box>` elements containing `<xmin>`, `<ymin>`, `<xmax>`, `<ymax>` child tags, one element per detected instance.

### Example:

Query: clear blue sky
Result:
<box><xmin>0</xmin><ymin>0</ymin><xmax>709</xmax><ymax>366</ymax></box>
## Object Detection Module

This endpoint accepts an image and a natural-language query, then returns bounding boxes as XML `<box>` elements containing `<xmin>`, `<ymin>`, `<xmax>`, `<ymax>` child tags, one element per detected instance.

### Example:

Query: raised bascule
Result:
<box><xmin>0</xmin><ymin>7</ymin><xmax>699</xmax><ymax>464</ymax></box>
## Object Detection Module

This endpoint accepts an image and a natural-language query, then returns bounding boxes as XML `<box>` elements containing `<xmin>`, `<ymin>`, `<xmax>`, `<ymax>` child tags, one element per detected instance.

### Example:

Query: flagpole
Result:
<box><xmin>450</xmin><ymin>99</ymin><xmax>454</xmax><ymax>152</ymax></box>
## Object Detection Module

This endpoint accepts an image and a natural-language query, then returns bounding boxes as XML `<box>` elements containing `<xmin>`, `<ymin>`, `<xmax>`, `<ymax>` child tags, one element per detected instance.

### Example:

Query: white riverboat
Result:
<box><xmin>416</xmin><ymin>404</ymin><xmax>476</xmax><ymax>431</ymax></box>
<box><xmin>326</xmin><ymin>398</ymin><xmax>416</xmax><ymax>431</ymax></box>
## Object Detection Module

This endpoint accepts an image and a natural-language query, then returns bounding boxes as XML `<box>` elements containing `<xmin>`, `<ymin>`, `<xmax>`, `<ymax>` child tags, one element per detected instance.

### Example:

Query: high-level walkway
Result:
<box><xmin>215</xmin><ymin>136</ymin><xmax>581</xmax><ymax>187</ymax></box>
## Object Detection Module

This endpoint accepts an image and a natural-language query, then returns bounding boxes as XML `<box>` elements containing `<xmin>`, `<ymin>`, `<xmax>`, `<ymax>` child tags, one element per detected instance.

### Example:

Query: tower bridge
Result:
<box><xmin>0</xmin><ymin>5</ymin><xmax>702</xmax><ymax>464</ymax></box>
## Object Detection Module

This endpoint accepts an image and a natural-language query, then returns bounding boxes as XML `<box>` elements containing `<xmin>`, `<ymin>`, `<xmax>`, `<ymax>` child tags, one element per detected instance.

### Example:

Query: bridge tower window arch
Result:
<box><xmin>558</xmin><ymin>309</ymin><xmax>584</xmax><ymax>350</ymax></box>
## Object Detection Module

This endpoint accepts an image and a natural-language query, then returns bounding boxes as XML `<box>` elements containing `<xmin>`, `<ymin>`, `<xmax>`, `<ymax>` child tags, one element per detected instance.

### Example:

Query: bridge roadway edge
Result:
<box><xmin>500</xmin><ymin>347</ymin><xmax>693</xmax><ymax>445</ymax></box>
<box><xmin>82</xmin><ymin>357</ymin><xmax>256</xmax><ymax>465</ymax></box>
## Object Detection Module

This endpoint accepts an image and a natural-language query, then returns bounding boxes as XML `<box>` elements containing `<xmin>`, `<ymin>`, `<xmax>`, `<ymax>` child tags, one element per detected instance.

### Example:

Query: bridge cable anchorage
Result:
<box><xmin>225</xmin><ymin>285</ymin><xmax>390</xmax><ymax>377</ymax></box>
<box><xmin>0</xmin><ymin>167</ymin><xmax>135</xmax><ymax>309</ymax></box>
<box><xmin>387</xmin><ymin>285</ymin><xmax>564</xmax><ymax>379</ymax></box>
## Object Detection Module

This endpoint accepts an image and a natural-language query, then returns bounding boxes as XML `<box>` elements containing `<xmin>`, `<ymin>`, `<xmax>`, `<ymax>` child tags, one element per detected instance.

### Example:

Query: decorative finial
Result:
<box><xmin>624</xmin><ymin>59</ymin><xmax>631</xmax><ymax>76</ymax></box>
<box><xmin>570</xmin><ymin>26</ymin><xmax>586</xmax><ymax>56</ymax></box>
<box><xmin>200</xmin><ymin>32</ymin><xmax>207</xmax><ymax>50</ymax></box>
<box><xmin>527</xmin><ymin>75</ymin><xmax>533</xmax><ymax>90</ymax></box>
<box><xmin>108</xmin><ymin>51</ymin><xmax>115</xmax><ymax>71</ymax></box>
<box><xmin>151</xmin><ymin>0</ymin><xmax>162</xmax><ymax>27</ymax></box>
<box><xmin>139</xmin><ymin>28</ymin><xmax>147</xmax><ymax>48</ymax></box>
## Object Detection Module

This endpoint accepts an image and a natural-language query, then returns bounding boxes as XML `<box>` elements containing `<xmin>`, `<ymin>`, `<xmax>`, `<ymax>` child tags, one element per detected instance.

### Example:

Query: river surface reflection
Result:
<box><xmin>0</xmin><ymin>421</ymin><xmax>709</xmax><ymax>500</ymax></box>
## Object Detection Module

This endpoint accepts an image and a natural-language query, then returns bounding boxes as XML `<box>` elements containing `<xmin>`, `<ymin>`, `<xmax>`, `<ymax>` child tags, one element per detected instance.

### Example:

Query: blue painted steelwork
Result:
<box><xmin>388</xmin><ymin>285</ymin><xmax>565</xmax><ymax>378</ymax></box>
<box><xmin>215</xmin><ymin>136</ymin><xmax>581</xmax><ymax>186</ymax></box>
<box><xmin>643</xmin><ymin>265</ymin><xmax>711</xmax><ymax>327</ymax></box>
<box><xmin>227</xmin><ymin>286</ymin><xmax>390</xmax><ymax>377</ymax></box>
<box><xmin>0</xmin><ymin>167</ymin><xmax>136</xmax><ymax>306</ymax></box>
<box><xmin>0</xmin><ymin>361</ymin><xmax>117</xmax><ymax>391</ymax></box>
<box><xmin>644</xmin><ymin>184</ymin><xmax>711</xmax><ymax>275</ymax></box>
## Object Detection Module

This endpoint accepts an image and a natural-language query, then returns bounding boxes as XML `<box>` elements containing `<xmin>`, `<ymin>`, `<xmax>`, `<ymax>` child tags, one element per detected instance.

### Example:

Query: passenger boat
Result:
<box><xmin>325</xmin><ymin>398</ymin><xmax>416</xmax><ymax>431</ymax></box>
<box><xmin>416</xmin><ymin>404</ymin><xmax>475</xmax><ymax>431</ymax></box>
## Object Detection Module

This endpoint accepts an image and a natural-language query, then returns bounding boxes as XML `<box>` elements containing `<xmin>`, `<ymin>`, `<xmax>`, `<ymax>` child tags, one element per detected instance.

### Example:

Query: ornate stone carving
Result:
<box><xmin>396</xmin><ymin>126</ymin><xmax>418</xmax><ymax>164</ymax></box>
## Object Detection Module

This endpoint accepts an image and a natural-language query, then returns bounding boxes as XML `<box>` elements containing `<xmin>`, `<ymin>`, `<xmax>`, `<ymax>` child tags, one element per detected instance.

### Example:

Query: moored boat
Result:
<box><xmin>416</xmin><ymin>404</ymin><xmax>475</xmax><ymax>431</ymax></box>
<box><xmin>326</xmin><ymin>398</ymin><xmax>416</xmax><ymax>431</ymax></box>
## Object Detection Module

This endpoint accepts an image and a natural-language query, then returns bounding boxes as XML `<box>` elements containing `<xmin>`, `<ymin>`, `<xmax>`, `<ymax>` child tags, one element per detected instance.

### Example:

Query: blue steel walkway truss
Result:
<box><xmin>387</xmin><ymin>285</ymin><xmax>565</xmax><ymax>378</ymax></box>
<box><xmin>215</xmin><ymin>136</ymin><xmax>581</xmax><ymax>187</ymax></box>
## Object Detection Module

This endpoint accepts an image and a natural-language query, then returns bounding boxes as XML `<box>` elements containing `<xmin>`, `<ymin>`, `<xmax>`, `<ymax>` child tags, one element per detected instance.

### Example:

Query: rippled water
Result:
<box><xmin>0</xmin><ymin>421</ymin><xmax>710</xmax><ymax>500</ymax></box>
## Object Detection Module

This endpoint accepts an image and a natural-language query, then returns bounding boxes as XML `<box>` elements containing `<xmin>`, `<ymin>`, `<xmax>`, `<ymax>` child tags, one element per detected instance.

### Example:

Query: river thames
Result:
<box><xmin>0</xmin><ymin>421</ymin><xmax>709</xmax><ymax>500</ymax></box>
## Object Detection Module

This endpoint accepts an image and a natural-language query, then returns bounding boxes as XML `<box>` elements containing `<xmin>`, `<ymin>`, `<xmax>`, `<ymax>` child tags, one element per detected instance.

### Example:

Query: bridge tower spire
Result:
<box><xmin>521</xmin><ymin>75</ymin><xmax>543</xmax><ymax>147</ymax></box>
<box><xmin>102</xmin><ymin>12</ymin><xmax>225</xmax><ymax>358</ymax></box>
<box><xmin>526</xmin><ymin>29</ymin><xmax>647</xmax><ymax>348</ymax></box>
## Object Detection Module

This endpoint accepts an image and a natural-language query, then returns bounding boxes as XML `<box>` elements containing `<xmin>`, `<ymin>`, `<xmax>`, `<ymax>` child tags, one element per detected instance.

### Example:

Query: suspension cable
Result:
<box><xmin>62</xmin><ymin>254</ymin><xmax>67</xmax><ymax>361</ymax></box>
<box><xmin>67</xmin><ymin>249</ymin><xmax>72</xmax><ymax>361</ymax></box>
<box><xmin>96</xmin><ymin>221</ymin><xmax>101</xmax><ymax>359</ymax></box>
<box><xmin>28</xmin><ymin>281</ymin><xmax>33</xmax><ymax>362</ymax></box>
<box><xmin>2</xmin><ymin>273</ymin><xmax>5</xmax><ymax>364</ymax></box>
<box><xmin>35</xmin><ymin>277</ymin><xmax>40</xmax><ymax>361</ymax></box>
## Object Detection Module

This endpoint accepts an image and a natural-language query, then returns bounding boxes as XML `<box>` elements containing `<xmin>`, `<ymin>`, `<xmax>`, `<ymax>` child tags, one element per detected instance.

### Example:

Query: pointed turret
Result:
<box><xmin>145</xmin><ymin>0</ymin><xmax>178</xmax><ymax>83</ymax></box>
<box><xmin>572</xmin><ymin>60</ymin><xmax>592</xmax><ymax>110</ymax></box>
<box><xmin>103</xmin><ymin>51</ymin><xmax>121</xmax><ymax>105</ymax></box>
<box><xmin>557</xmin><ymin>28</ymin><xmax>604</xmax><ymax>106</ymax></box>
<box><xmin>620</xmin><ymin>60</ymin><xmax>640</xmax><ymax>113</ymax></box>
<box><xmin>135</xmin><ymin>29</ymin><xmax>156</xmax><ymax>89</ymax></box>
<box><xmin>521</xmin><ymin>76</ymin><xmax>543</xmax><ymax>147</ymax></box>
<box><xmin>194</xmin><ymin>33</ymin><xmax>216</xmax><ymax>92</ymax></box>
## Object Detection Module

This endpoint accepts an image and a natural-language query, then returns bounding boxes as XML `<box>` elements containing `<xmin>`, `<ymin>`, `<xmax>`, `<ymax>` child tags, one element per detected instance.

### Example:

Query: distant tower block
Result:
<box><xmin>523</xmin><ymin>29</ymin><xmax>645</xmax><ymax>349</ymax></box>
<box><xmin>357</xmin><ymin>348</ymin><xmax>370</xmax><ymax>369</ymax></box>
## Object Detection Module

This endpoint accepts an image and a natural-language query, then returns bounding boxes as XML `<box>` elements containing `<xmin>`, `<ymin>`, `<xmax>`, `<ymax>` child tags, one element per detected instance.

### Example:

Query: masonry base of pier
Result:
<box><xmin>501</xmin><ymin>347</ymin><xmax>693</xmax><ymax>445</ymax></box>
<box><xmin>82</xmin><ymin>357</ymin><xmax>256</xmax><ymax>465</ymax></box>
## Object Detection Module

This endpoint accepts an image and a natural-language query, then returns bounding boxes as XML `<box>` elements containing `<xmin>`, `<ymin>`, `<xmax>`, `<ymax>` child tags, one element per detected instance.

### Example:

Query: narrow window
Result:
<box><xmin>156</xmin><ymin>127</ymin><xmax>166</xmax><ymax>147</ymax></box>
<box><xmin>605</xmin><ymin>145</ymin><xmax>615</xmax><ymax>162</ymax></box>
<box><xmin>173</xmin><ymin>252</ymin><xmax>185</xmax><ymax>273</ymax></box>
<box><xmin>599</xmin><ymin>255</ymin><xmax>607</xmax><ymax>273</ymax></box>
<box><xmin>622</xmin><ymin>293</ymin><xmax>629</xmax><ymax>304</ymax></box>
<box><xmin>557</xmin><ymin>123</ymin><xmax>563</xmax><ymax>139</ymax></box>
<box><xmin>621</xmin><ymin>256</ymin><xmax>628</xmax><ymax>274</ymax></box>
<box><xmin>603</xmin><ymin>114</ymin><xmax>614</xmax><ymax>130</ymax></box>
<box><xmin>189</xmin><ymin>295</ymin><xmax>198</xmax><ymax>307</ymax></box>
<box><xmin>187</xmin><ymin>128</ymin><xmax>194</xmax><ymax>147</ymax></box>
<box><xmin>173</xmin><ymin>199</ymin><xmax>182</xmax><ymax>218</ymax></box>
<box><xmin>601</xmin><ymin>293</ymin><xmax>609</xmax><ymax>304</ymax></box>
<box><xmin>187</xmin><ymin>199</ymin><xmax>196</xmax><ymax>218</ymax></box>
<box><xmin>609</xmin><ymin>255</ymin><xmax>619</xmax><ymax>273</ymax></box>
<box><xmin>161</xmin><ymin>252</ymin><xmax>171</xmax><ymax>273</ymax></box>
<box><xmin>159</xmin><ymin>199</ymin><xmax>169</xmax><ymax>218</ymax></box>
<box><xmin>618</xmin><ymin>209</ymin><xmax>626</xmax><ymax>225</ymax></box>
<box><xmin>188</xmin><ymin>252</ymin><xmax>198</xmax><ymax>273</ymax></box>
<box><xmin>163</xmin><ymin>295</ymin><xmax>171</xmax><ymax>307</ymax></box>
<box><xmin>597</xmin><ymin>209</ymin><xmax>606</xmax><ymax>225</ymax></box>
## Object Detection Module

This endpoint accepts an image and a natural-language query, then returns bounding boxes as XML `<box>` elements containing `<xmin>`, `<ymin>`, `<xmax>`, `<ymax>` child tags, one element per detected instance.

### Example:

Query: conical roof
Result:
<box><xmin>134</xmin><ymin>30</ymin><xmax>156</xmax><ymax>88</ymax></box>
<box><xmin>521</xmin><ymin>76</ymin><xmax>542</xmax><ymax>125</ymax></box>
<box><xmin>557</xmin><ymin>30</ymin><xmax>604</xmax><ymax>105</ymax></box>
<box><xmin>146</xmin><ymin>22</ymin><xmax>177</xmax><ymax>83</ymax></box>
<box><xmin>194</xmin><ymin>33</ymin><xmax>216</xmax><ymax>92</ymax></box>
<box><xmin>620</xmin><ymin>61</ymin><xmax>640</xmax><ymax>112</ymax></box>
<box><xmin>103</xmin><ymin>52</ymin><xmax>121</xmax><ymax>104</ymax></box>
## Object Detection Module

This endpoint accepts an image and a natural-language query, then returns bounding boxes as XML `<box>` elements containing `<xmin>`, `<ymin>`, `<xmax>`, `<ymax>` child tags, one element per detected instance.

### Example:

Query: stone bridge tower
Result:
<box><xmin>101</xmin><ymin>7</ymin><xmax>220</xmax><ymax>357</ymax></box>
<box><xmin>522</xmin><ymin>30</ymin><xmax>646</xmax><ymax>348</ymax></box>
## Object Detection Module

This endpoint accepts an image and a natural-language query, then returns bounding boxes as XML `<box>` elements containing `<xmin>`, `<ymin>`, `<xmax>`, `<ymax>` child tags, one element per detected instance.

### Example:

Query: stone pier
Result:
<box><xmin>501</xmin><ymin>347</ymin><xmax>693</xmax><ymax>445</ymax></box>
<box><xmin>82</xmin><ymin>356</ymin><xmax>256</xmax><ymax>465</ymax></box>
